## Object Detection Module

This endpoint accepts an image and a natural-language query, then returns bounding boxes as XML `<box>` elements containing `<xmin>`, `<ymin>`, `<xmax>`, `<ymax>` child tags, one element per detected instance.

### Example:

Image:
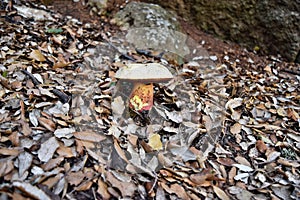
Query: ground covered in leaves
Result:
<box><xmin>0</xmin><ymin>1</ymin><xmax>300</xmax><ymax>199</ymax></box>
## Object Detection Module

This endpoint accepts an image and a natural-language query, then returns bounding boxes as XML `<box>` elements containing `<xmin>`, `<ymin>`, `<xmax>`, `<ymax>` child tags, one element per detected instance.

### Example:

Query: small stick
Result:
<box><xmin>21</xmin><ymin>69</ymin><xmax>41</xmax><ymax>86</ymax></box>
<box><xmin>281</xmin><ymin>68</ymin><xmax>300</xmax><ymax>76</ymax></box>
<box><xmin>52</xmin><ymin>89</ymin><xmax>71</xmax><ymax>104</ymax></box>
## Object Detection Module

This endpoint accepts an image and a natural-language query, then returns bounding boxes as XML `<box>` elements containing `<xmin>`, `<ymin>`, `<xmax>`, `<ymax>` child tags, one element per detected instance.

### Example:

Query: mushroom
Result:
<box><xmin>115</xmin><ymin>63</ymin><xmax>173</xmax><ymax>112</ymax></box>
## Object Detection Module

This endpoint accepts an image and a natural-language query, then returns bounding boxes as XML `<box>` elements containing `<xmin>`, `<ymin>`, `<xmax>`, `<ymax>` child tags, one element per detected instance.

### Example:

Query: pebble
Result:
<box><xmin>209</xmin><ymin>55</ymin><xmax>218</xmax><ymax>61</ymax></box>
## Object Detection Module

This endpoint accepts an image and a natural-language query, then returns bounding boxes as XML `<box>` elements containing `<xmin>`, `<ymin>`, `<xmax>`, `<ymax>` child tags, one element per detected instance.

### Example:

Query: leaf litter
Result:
<box><xmin>0</xmin><ymin>0</ymin><xmax>299</xmax><ymax>199</ymax></box>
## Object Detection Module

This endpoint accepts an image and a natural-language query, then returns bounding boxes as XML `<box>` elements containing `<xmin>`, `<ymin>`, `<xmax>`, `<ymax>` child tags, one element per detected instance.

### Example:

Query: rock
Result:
<box><xmin>112</xmin><ymin>2</ymin><xmax>191</xmax><ymax>58</ymax></box>
<box><xmin>112</xmin><ymin>1</ymin><xmax>180</xmax><ymax>30</ymax></box>
<box><xmin>88</xmin><ymin>0</ymin><xmax>108</xmax><ymax>11</ymax></box>
<box><xmin>142</xmin><ymin>0</ymin><xmax>300</xmax><ymax>62</ymax></box>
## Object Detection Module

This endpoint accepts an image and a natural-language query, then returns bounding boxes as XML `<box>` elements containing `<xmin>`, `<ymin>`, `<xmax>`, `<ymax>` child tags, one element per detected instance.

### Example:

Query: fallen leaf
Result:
<box><xmin>256</xmin><ymin>140</ymin><xmax>267</xmax><ymax>153</ymax></box>
<box><xmin>41</xmin><ymin>157</ymin><xmax>64</xmax><ymax>171</ymax></box>
<box><xmin>225</xmin><ymin>98</ymin><xmax>243</xmax><ymax>112</ymax></box>
<box><xmin>0</xmin><ymin>148</ymin><xmax>20</xmax><ymax>156</ymax></box>
<box><xmin>38</xmin><ymin>137</ymin><xmax>59</xmax><ymax>162</ymax></box>
<box><xmin>73</xmin><ymin>131</ymin><xmax>106</xmax><ymax>142</ymax></box>
<box><xmin>213</xmin><ymin>185</ymin><xmax>230</xmax><ymax>200</ymax></box>
<box><xmin>0</xmin><ymin>160</ymin><xmax>14</xmax><ymax>176</ymax></box>
<box><xmin>106</xmin><ymin>171</ymin><xmax>136</xmax><ymax>197</ymax></box>
<box><xmin>66</xmin><ymin>171</ymin><xmax>85</xmax><ymax>186</ymax></box>
<box><xmin>234</xmin><ymin>173</ymin><xmax>249</xmax><ymax>182</ymax></box>
<box><xmin>29</xmin><ymin>50</ymin><xmax>46</xmax><ymax>62</ymax></box>
<box><xmin>148</xmin><ymin>133</ymin><xmax>163</xmax><ymax>150</ymax></box>
<box><xmin>266</xmin><ymin>151</ymin><xmax>281</xmax><ymax>162</ymax></box>
<box><xmin>160</xmin><ymin>182</ymin><xmax>190</xmax><ymax>200</ymax></box>
<box><xmin>97</xmin><ymin>178</ymin><xmax>111</xmax><ymax>200</ymax></box>
<box><xmin>230</xmin><ymin>123</ymin><xmax>242</xmax><ymax>134</ymax></box>
<box><xmin>38</xmin><ymin>117</ymin><xmax>56</xmax><ymax>132</ymax></box>
<box><xmin>75</xmin><ymin>181</ymin><xmax>93</xmax><ymax>191</ymax></box>
<box><xmin>232</xmin><ymin>164</ymin><xmax>254</xmax><ymax>172</ymax></box>
<box><xmin>111</xmin><ymin>96</ymin><xmax>125</xmax><ymax>116</ymax></box>
<box><xmin>12</xmin><ymin>181</ymin><xmax>51</xmax><ymax>200</ymax></box>
<box><xmin>165</xmin><ymin>110</ymin><xmax>183</xmax><ymax>123</ymax></box>
<box><xmin>18</xmin><ymin>151</ymin><xmax>33</xmax><ymax>177</ymax></box>
<box><xmin>54</xmin><ymin>128</ymin><xmax>75</xmax><ymax>139</ymax></box>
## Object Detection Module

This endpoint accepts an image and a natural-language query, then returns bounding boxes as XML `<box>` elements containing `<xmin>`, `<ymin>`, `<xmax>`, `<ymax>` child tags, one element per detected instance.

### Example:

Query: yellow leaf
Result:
<box><xmin>148</xmin><ymin>133</ymin><xmax>162</xmax><ymax>151</ymax></box>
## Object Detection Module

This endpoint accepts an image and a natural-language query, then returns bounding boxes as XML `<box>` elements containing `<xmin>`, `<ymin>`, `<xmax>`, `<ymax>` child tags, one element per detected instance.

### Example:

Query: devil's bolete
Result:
<box><xmin>115</xmin><ymin>63</ymin><xmax>173</xmax><ymax>112</ymax></box>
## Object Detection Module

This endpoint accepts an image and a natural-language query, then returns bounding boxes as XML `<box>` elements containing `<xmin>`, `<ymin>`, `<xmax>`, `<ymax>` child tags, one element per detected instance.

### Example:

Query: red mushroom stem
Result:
<box><xmin>129</xmin><ymin>82</ymin><xmax>154</xmax><ymax>112</ymax></box>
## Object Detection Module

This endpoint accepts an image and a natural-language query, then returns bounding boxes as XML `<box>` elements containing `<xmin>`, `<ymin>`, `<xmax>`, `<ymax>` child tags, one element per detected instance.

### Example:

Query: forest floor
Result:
<box><xmin>0</xmin><ymin>0</ymin><xmax>299</xmax><ymax>199</ymax></box>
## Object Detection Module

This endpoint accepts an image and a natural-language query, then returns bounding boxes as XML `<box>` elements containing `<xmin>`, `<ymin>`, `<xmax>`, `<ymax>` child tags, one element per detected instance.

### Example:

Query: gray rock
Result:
<box><xmin>112</xmin><ymin>2</ymin><xmax>191</xmax><ymax>58</ymax></box>
<box><xmin>112</xmin><ymin>2</ymin><xmax>180</xmax><ymax>30</ymax></box>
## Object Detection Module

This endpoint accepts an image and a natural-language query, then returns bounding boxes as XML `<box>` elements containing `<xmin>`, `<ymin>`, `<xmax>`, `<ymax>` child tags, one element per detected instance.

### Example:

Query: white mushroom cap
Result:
<box><xmin>115</xmin><ymin>63</ymin><xmax>173</xmax><ymax>82</ymax></box>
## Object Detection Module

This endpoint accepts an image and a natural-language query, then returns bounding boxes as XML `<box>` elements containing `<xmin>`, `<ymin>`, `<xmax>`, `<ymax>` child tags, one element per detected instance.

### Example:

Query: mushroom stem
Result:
<box><xmin>129</xmin><ymin>82</ymin><xmax>154</xmax><ymax>112</ymax></box>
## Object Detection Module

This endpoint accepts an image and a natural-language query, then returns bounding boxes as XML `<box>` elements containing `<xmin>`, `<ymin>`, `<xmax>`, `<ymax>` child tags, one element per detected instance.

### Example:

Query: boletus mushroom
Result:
<box><xmin>115</xmin><ymin>63</ymin><xmax>173</xmax><ymax>113</ymax></box>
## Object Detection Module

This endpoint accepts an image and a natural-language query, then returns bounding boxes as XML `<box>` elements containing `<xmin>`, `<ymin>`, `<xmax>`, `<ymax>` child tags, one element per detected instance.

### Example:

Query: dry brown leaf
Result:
<box><xmin>97</xmin><ymin>178</ymin><xmax>111</xmax><ymax>200</ymax></box>
<box><xmin>73</xmin><ymin>131</ymin><xmax>106</xmax><ymax>142</ymax></box>
<box><xmin>0</xmin><ymin>160</ymin><xmax>14</xmax><ymax>176</ymax></box>
<box><xmin>217</xmin><ymin>157</ymin><xmax>236</xmax><ymax>167</ymax></box>
<box><xmin>42</xmin><ymin>173</ymin><xmax>63</xmax><ymax>189</ymax></box>
<box><xmin>0</xmin><ymin>75</ymin><xmax>11</xmax><ymax>89</ymax></box>
<box><xmin>53</xmin><ymin>54</ymin><xmax>70</xmax><ymax>69</ymax></box>
<box><xmin>106</xmin><ymin>171</ymin><xmax>136</xmax><ymax>197</ymax></box>
<box><xmin>42</xmin><ymin>157</ymin><xmax>64</xmax><ymax>171</ymax></box>
<box><xmin>57</xmin><ymin>146</ymin><xmax>76</xmax><ymax>158</ymax></box>
<box><xmin>230</xmin><ymin>123</ymin><xmax>242</xmax><ymax>134</ymax></box>
<box><xmin>66</xmin><ymin>171</ymin><xmax>85</xmax><ymax>186</ymax></box>
<box><xmin>113</xmin><ymin>138</ymin><xmax>129</xmax><ymax>163</ymax></box>
<box><xmin>170</xmin><ymin>183</ymin><xmax>190</xmax><ymax>200</ymax></box>
<box><xmin>235</xmin><ymin>156</ymin><xmax>251</xmax><ymax>167</ymax></box>
<box><xmin>277</xmin><ymin>158</ymin><xmax>300</xmax><ymax>168</ymax></box>
<box><xmin>256</xmin><ymin>140</ymin><xmax>267</xmax><ymax>153</ymax></box>
<box><xmin>0</xmin><ymin>148</ymin><xmax>20</xmax><ymax>156</ymax></box>
<box><xmin>75</xmin><ymin>180</ymin><xmax>93</xmax><ymax>191</ymax></box>
<box><xmin>287</xmin><ymin>108</ymin><xmax>300</xmax><ymax>121</ymax></box>
<box><xmin>11</xmin><ymin>191</ymin><xmax>28</xmax><ymax>200</ymax></box>
<box><xmin>213</xmin><ymin>185</ymin><xmax>230</xmax><ymax>200</ymax></box>
<box><xmin>277</xmin><ymin>107</ymin><xmax>287</xmax><ymax>117</ymax></box>
<box><xmin>29</xmin><ymin>49</ymin><xmax>46</xmax><ymax>62</ymax></box>
<box><xmin>190</xmin><ymin>170</ymin><xmax>216</xmax><ymax>186</ymax></box>
<box><xmin>11</xmin><ymin>81</ymin><xmax>22</xmax><ymax>90</ymax></box>
<box><xmin>19</xmin><ymin>120</ymin><xmax>32</xmax><ymax>136</ymax></box>
<box><xmin>38</xmin><ymin>117</ymin><xmax>56</xmax><ymax>132</ymax></box>
<box><xmin>8</xmin><ymin>131</ymin><xmax>19</xmax><ymax>146</ymax></box>
<box><xmin>228</xmin><ymin>167</ymin><xmax>236</xmax><ymax>184</ymax></box>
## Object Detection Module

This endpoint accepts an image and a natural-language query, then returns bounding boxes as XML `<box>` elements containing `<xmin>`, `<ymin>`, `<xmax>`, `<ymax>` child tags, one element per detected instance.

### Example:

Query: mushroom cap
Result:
<box><xmin>115</xmin><ymin>63</ymin><xmax>173</xmax><ymax>82</ymax></box>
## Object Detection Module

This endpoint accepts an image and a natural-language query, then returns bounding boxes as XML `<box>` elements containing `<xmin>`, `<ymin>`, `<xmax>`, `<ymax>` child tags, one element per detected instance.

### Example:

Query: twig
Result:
<box><xmin>136</xmin><ymin>48</ymin><xmax>165</xmax><ymax>60</ymax></box>
<box><xmin>52</xmin><ymin>89</ymin><xmax>71</xmax><ymax>104</ymax></box>
<box><xmin>281</xmin><ymin>68</ymin><xmax>300</xmax><ymax>76</ymax></box>
<box><xmin>21</xmin><ymin>69</ymin><xmax>41</xmax><ymax>86</ymax></box>
<box><xmin>148</xmin><ymin>172</ymin><xmax>158</xmax><ymax>194</ymax></box>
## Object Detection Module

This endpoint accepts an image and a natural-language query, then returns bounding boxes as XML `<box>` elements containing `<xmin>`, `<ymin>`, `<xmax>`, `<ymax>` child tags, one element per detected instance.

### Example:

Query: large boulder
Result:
<box><xmin>142</xmin><ymin>0</ymin><xmax>300</xmax><ymax>62</ymax></box>
<box><xmin>111</xmin><ymin>2</ymin><xmax>191</xmax><ymax>58</ymax></box>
